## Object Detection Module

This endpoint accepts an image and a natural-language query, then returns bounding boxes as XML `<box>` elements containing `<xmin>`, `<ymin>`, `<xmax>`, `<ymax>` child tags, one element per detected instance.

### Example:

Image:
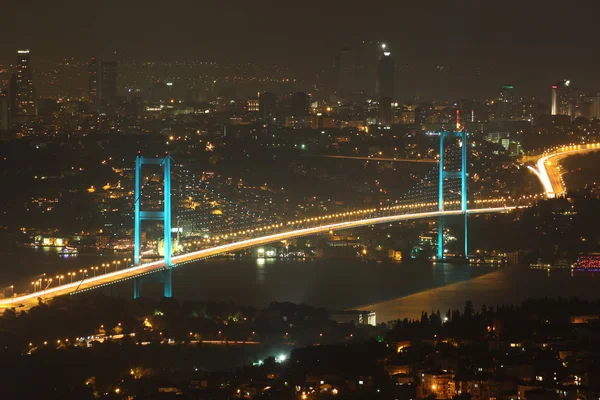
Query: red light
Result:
<box><xmin>552</xmin><ymin>86</ymin><xmax>557</xmax><ymax>89</ymax></box>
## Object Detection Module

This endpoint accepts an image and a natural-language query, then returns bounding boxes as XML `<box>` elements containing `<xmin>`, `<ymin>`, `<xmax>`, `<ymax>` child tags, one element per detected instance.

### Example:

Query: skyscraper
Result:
<box><xmin>0</xmin><ymin>96</ymin><xmax>9</xmax><ymax>130</ymax></box>
<box><xmin>551</xmin><ymin>80</ymin><xmax>578</xmax><ymax>117</ymax></box>
<box><xmin>377</xmin><ymin>44</ymin><xmax>395</xmax><ymax>125</ymax></box>
<box><xmin>335</xmin><ymin>47</ymin><xmax>355</xmax><ymax>99</ymax></box>
<box><xmin>88</xmin><ymin>58</ymin><xmax>99</xmax><ymax>103</ymax></box>
<box><xmin>99</xmin><ymin>61</ymin><xmax>117</xmax><ymax>102</ymax></box>
<box><xmin>291</xmin><ymin>92</ymin><xmax>310</xmax><ymax>116</ymax></box>
<box><xmin>15</xmin><ymin>50</ymin><xmax>36</xmax><ymax>116</ymax></box>
<box><xmin>499</xmin><ymin>84</ymin><xmax>515</xmax><ymax>120</ymax></box>
<box><xmin>259</xmin><ymin>91</ymin><xmax>277</xmax><ymax>121</ymax></box>
<box><xmin>8</xmin><ymin>73</ymin><xmax>17</xmax><ymax>117</ymax></box>
<box><xmin>581</xmin><ymin>95</ymin><xmax>600</xmax><ymax>120</ymax></box>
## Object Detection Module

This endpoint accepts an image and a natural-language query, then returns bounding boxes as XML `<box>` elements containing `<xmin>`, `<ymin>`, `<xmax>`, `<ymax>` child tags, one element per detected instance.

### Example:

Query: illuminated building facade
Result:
<box><xmin>551</xmin><ymin>79</ymin><xmax>578</xmax><ymax>117</ymax></box>
<box><xmin>15</xmin><ymin>49</ymin><xmax>36</xmax><ymax>116</ymax></box>
<box><xmin>247</xmin><ymin>97</ymin><xmax>259</xmax><ymax>112</ymax></box>
<box><xmin>580</xmin><ymin>95</ymin><xmax>600</xmax><ymax>120</ymax></box>
<box><xmin>88</xmin><ymin>58</ymin><xmax>99</xmax><ymax>103</ymax></box>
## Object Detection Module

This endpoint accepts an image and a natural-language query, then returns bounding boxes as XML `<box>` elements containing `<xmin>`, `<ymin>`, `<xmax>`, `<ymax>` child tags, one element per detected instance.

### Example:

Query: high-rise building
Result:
<box><xmin>9</xmin><ymin>73</ymin><xmax>17</xmax><ymax>116</ymax></box>
<box><xmin>88</xmin><ymin>58</ymin><xmax>99</xmax><ymax>103</ymax></box>
<box><xmin>335</xmin><ymin>47</ymin><xmax>355</xmax><ymax>99</ymax></box>
<box><xmin>291</xmin><ymin>92</ymin><xmax>309</xmax><ymax>116</ymax></box>
<box><xmin>15</xmin><ymin>49</ymin><xmax>36</xmax><ymax>116</ymax></box>
<box><xmin>581</xmin><ymin>95</ymin><xmax>600</xmax><ymax>120</ymax></box>
<box><xmin>551</xmin><ymin>80</ymin><xmax>578</xmax><ymax>117</ymax></box>
<box><xmin>99</xmin><ymin>61</ymin><xmax>117</xmax><ymax>102</ymax></box>
<box><xmin>380</xmin><ymin>97</ymin><xmax>393</xmax><ymax>125</ymax></box>
<box><xmin>377</xmin><ymin>44</ymin><xmax>395</xmax><ymax>125</ymax></box>
<box><xmin>259</xmin><ymin>91</ymin><xmax>276</xmax><ymax>121</ymax></box>
<box><xmin>499</xmin><ymin>84</ymin><xmax>515</xmax><ymax>120</ymax></box>
<box><xmin>0</xmin><ymin>95</ymin><xmax>9</xmax><ymax>130</ymax></box>
<box><xmin>415</xmin><ymin>103</ymin><xmax>434</xmax><ymax>124</ymax></box>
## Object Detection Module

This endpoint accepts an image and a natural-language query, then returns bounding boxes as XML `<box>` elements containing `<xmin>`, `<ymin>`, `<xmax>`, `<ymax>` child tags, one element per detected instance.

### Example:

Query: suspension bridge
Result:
<box><xmin>1</xmin><ymin>131</ymin><xmax>525</xmax><ymax>310</ymax></box>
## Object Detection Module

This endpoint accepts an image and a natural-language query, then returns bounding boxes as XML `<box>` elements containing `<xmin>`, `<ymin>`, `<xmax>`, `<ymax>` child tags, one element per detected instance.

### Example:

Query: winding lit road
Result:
<box><xmin>528</xmin><ymin>143</ymin><xmax>600</xmax><ymax>198</ymax></box>
<box><xmin>0</xmin><ymin>206</ymin><xmax>514</xmax><ymax>311</ymax></box>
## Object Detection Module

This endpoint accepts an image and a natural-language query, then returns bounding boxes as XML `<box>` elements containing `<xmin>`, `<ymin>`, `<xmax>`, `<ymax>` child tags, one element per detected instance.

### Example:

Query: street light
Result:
<box><xmin>102</xmin><ymin>263</ymin><xmax>108</xmax><ymax>274</ymax></box>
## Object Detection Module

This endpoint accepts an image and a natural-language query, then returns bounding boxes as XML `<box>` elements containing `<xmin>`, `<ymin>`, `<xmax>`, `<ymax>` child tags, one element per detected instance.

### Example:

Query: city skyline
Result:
<box><xmin>2</xmin><ymin>1</ymin><xmax>600</xmax><ymax>100</ymax></box>
<box><xmin>3</xmin><ymin>2</ymin><xmax>600</xmax><ymax>398</ymax></box>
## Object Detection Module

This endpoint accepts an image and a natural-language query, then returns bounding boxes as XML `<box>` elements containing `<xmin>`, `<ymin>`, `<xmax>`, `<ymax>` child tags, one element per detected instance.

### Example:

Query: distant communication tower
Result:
<box><xmin>133</xmin><ymin>154</ymin><xmax>172</xmax><ymax>298</ymax></box>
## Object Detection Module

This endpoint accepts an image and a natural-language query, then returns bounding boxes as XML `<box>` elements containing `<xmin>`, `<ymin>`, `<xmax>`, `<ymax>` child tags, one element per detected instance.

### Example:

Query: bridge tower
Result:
<box><xmin>133</xmin><ymin>154</ymin><xmax>173</xmax><ymax>298</ymax></box>
<box><xmin>437</xmin><ymin>131</ymin><xmax>468</xmax><ymax>259</ymax></box>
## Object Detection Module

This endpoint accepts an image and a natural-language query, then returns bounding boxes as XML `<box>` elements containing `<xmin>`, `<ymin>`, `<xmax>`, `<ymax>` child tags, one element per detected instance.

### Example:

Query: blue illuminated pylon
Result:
<box><xmin>133</xmin><ymin>154</ymin><xmax>173</xmax><ymax>298</ymax></box>
<box><xmin>437</xmin><ymin>130</ymin><xmax>468</xmax><ymax>259</ymax></box>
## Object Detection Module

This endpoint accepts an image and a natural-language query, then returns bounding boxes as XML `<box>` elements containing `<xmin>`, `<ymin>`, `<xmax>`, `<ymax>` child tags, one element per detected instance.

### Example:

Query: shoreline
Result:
<box><xmin>348</xmin><ymin>265</ymin><xmax>500</xmax><ymax>312</ymax></box>
<box><xmin>354</xmin><ymin>267</ymin><xmax>515</xmax><ymax>323</ymax></box>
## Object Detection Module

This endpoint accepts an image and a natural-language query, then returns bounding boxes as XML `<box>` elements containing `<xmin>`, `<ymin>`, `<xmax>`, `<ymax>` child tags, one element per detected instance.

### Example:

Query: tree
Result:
<box><xmin>464</xmin><ymin>301</ymin><xmax>474</xmax><ymax>319</ymax></box>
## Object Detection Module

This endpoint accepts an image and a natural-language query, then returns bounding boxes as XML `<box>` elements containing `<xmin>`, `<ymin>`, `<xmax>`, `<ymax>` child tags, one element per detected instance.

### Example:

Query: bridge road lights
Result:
<box><xmin>102</xmin><ymin>263</ymin><xmax>109</xmax><ymax>274</ymax></box>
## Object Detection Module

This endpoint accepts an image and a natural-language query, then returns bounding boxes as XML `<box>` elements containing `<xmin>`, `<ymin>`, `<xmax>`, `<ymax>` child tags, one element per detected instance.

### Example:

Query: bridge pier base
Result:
<box><xmin>133</xmin><ymin>269</ymin><xmax>172</xmax><ymax>299</ymax></box>
<box><xmin>437</xmin><ymin>216</ymin><xmax>444</xmax><ymax>260</ymax></box>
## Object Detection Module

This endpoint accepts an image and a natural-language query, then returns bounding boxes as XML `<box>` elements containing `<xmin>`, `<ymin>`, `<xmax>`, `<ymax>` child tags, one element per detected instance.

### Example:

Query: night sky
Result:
<box><xmin>2</xmin><ymin>0</ymin><xmax>600</xmax><ymax>100</ymax></box>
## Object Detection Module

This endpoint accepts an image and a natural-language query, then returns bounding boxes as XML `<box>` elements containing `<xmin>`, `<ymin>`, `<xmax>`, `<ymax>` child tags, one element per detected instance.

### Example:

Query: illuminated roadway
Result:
<box><xmin>0</xmin><ymin>206</ymin><xmax>514</xmax><ymax>311</ymax></box>
<box><xmin>527</xmin><ymin>143</ymin><xmax>600</xmax><ymax>198</ymax></box>
<box><xmin>302</xmin><ymin>155</ymin><xmax>437</xmax><ymax>163</ymax></box>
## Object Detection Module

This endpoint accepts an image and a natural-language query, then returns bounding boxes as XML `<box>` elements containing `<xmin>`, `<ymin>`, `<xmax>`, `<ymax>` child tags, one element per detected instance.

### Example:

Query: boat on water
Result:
<box><xmin>59</xmin><ymin>246</ymin><xmax>78</xmax><ymax>255</ymax></box>
<box><xmin>530</xmin><ymin>258</ymin><xmax>573</xmax><ymax>269</ymax></box>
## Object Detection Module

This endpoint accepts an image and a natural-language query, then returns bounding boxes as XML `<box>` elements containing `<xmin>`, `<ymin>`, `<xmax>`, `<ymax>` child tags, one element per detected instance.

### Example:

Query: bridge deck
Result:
<box><xmin>0</xmin><ymin>207</ymin><xmax>515</xmax><ymax>311</ymax></box>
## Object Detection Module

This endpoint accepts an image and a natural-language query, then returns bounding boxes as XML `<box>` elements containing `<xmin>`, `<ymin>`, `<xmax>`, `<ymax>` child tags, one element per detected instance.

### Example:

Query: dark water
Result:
<box><xmin>2</xmin><ymin>247</ymin><xmax>600</xmax><ymax>318</ymax></box>
<box><xmin>0</xmin><ymin>246</ymin><xmax>128</xmax><ymax>292</ymax></box>
<box><xmin>168</xmin><ymin>257</ymin><xmax>489</xmax><ymax>310</ymax></box>
<box><xmin>0</xmin><ymin>245</ymin><xmax>490</xmax><ymax>309</ymax></box>
<box><xmin>364</xmin><ymin>266</ymin><xmax>600</xmax><ymax>322</ymax></box>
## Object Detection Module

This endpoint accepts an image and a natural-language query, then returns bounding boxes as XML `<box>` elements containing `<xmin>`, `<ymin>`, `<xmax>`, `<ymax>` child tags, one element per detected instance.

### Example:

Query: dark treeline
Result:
<box><xmin>387</xmin><ymin>297</ymin><xmax>600</xmax><ymax>342</ymax></box>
